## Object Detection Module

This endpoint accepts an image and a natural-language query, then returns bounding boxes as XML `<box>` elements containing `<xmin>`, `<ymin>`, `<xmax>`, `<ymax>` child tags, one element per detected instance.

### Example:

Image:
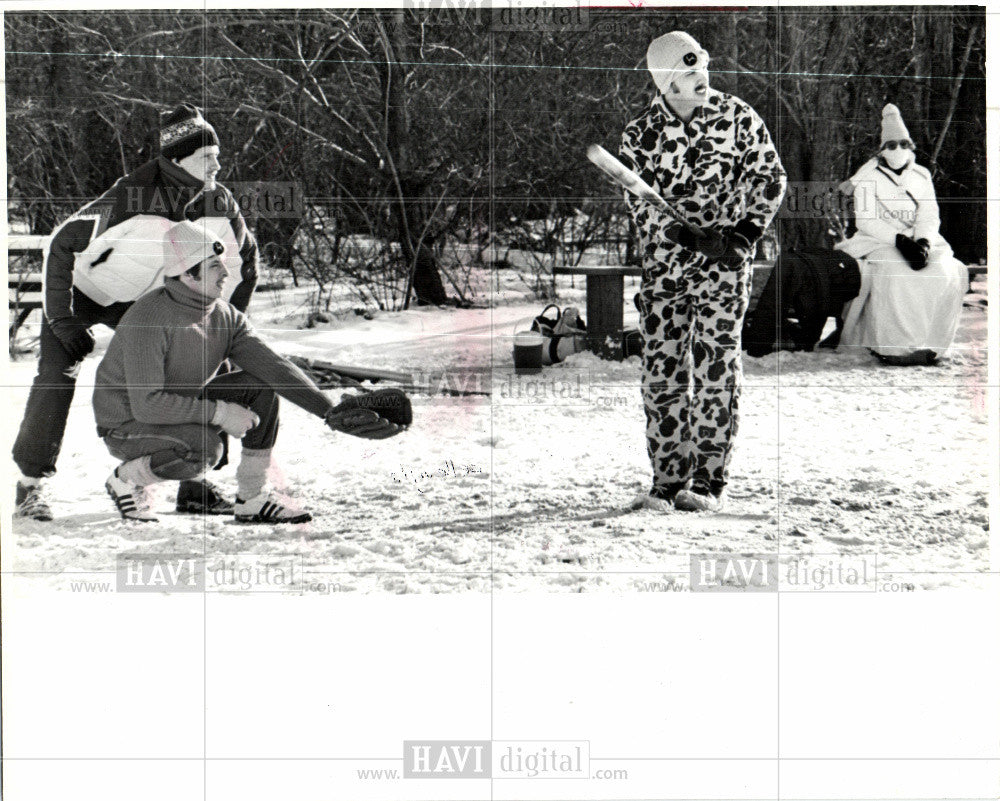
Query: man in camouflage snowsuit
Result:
<box><xmin>620</xmin><ymin>31</ymin><xmax>786</xmax><ymax>511</ymax></box>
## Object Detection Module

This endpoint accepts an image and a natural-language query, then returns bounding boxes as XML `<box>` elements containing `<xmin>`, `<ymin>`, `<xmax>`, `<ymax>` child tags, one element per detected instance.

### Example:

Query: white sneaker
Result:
<box><xmin>674</xmin><ymin>487</ymin><xmax>725</xmax><ymax>513</ymax></box>
<box><xmin>629</xmin><ymin>490</ymin><xmax>675</xmax><ymax>513</ymax></box>
<box><xmin>105</xmin><ymin>471</ymin><xmax>158</xmax><ymax>522</ymax></box>
<box><xmin>234</xmin><ymin>491</ymin><xmax>312</xmax><ymax>524</ymax></box>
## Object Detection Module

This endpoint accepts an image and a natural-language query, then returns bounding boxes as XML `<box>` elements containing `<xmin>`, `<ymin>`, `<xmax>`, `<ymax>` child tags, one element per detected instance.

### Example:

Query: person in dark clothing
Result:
<box><xmin>742</xmin><ymin>248</ymin><xmax>861</xmax><ymax>357</ymax></box>
<box><xmin>13</xmin><ymin>104</ymin><xmax>259</xmax><ymax>520</ymax></box>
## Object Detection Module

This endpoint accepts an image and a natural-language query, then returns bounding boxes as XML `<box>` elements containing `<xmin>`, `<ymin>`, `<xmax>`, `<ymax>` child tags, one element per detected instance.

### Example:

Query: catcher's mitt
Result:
<box><xmin>324</xmin><ymin>389</ymin><xmax>412</xmax><ymax>440</ymax></box>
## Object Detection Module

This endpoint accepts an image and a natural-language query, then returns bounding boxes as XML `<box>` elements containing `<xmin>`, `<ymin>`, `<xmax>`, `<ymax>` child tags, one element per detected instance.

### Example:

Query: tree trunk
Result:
<box><xmin>142</xmin><ymin>47</ymin><xmax>162</xmax><ymax>162</ymax></box>
<box><xmin>809</xmin><ymin>12</ymin><xmax>853</xmax><ymax>247</ymax></box>
<box><xmin>911</xmin><ymin>9</ymin><xmax>930</xmax><ymax>145</ymax></box>
<box><xmin>928</xmin><ymin>22</ymin><xmax>976</xmax><ymax>175</ymax></box>
<box><xmin>775</xmin><ymin>11</ymin><xmax>814</xmax><ymax>250</ymax></box>
<box><xmin>764</xmin><ymin>10</ymin><xmax>785</xmax><ymax>252</ymax></box>
<box><xmin>382</xmin><ymin>10</ymin><xmax>448</xmax><ymax>308</ymax></box>
<box><xmin>781</xmin><ymin>11</ymin><xmax>853</xmax><ymax>249</ymax></box>
<box><xmin>722</xmin><ymin>13</ymin><xmax>740</xmax><ymax>98</ymax></box>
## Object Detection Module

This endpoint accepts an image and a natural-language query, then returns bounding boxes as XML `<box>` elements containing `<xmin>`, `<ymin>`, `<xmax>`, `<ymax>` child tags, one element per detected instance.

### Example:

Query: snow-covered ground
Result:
<box><xmin>3</xmin><ymin>269</ymin><xmax>990</xmax><ymax>592</ymax></box>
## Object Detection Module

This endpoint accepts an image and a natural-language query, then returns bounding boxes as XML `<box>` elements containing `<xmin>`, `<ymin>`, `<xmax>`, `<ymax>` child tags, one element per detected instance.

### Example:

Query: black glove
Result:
<box><xmin>896</xmin><ymin>234</ymin><xmax>930</xmax><ymax>271</ymax></box>
<box><xmin>324</xmin><ymin>389</ymin><xmax>412</xmax><ymax>440</ymax></box>
<box><xmin>676</xmin><ymin>226</ymin><xmax>754</xmax><ymax>268</ymax></box>
<box><xmin>49</xmin><ymin>319</ymin><xmax>95</xmax><ymax>362</ymax></box>
<box><xmin>337</xmin><ymin>388</ymin><xmax>413</xmax><ymax>426</ymax></box>
<box><xmin>325</xmin><ymin>407</ymin><xmax>399</xmax><ymax>439</ymax></box>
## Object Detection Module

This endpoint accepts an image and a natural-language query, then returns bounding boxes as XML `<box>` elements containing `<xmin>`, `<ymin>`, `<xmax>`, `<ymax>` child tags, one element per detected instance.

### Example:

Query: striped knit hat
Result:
<box><xmin>159</xmin><ymin>104</ymin><xmax>220</xmax><ymax>161</ymax></box>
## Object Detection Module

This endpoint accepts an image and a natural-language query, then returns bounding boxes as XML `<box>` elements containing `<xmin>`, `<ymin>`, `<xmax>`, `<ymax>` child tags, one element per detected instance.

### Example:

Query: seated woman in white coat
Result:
<box><xmin>836</xmin><ymin>104</ymin><xmax>968</xmax><ymax>365</ymax></box>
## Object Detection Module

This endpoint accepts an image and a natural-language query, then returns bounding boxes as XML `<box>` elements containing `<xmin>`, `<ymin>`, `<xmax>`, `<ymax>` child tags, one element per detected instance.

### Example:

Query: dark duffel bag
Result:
<box><xmin>530</xmin><ymin>304</ymin><xmax>587</xmax><ymax>365</ymax></box>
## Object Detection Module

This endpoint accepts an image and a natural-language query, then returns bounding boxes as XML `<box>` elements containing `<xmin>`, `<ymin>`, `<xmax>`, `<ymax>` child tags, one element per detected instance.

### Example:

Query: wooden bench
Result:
<box><xmin>553</xmin><ymin>262</ymin><xmax>774</xmax><ymax>359</ymax></box>
<box><xmin>7</xmin><ymin>235</ymin><xmax>49</xmax><ymax>341</ymax></box>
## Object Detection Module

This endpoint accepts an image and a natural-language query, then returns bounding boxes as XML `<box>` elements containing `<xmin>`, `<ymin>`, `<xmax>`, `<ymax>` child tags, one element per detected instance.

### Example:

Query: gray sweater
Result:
<box><xmin>93</xmin><ymin>281</ymin><xmax>332</xmax><ymax>430</ymax></box>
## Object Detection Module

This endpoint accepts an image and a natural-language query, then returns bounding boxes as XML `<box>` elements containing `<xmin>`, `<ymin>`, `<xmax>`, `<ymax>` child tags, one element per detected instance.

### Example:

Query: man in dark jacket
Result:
<box><xmin>13</xmin><ymin>104</ymin><xmax>258</xmax><ymax>520</ymax></box>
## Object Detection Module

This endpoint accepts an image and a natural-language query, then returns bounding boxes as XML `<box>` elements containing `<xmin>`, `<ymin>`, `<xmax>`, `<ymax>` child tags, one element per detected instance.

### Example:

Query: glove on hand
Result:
<box><xmin>896</xmin><ymin>234</ymin><xmax>930</xmax><ymax>271</ymax></box>
<box><xmin>49</xmin><ymin>319</ymin><xmax>95</xmax><ymax>362</ymax></box>
<box><xmin>334</xmin><ymin>388</ymin><xmax>413</xmax><ymax>426</ymax></box>
<box><xmin>676</xmin><ymin>227</ymin><xmax>754</xmax><ymax>268</ymax></box>
<box><xmin>325</xmin><ymin>388</ymin><xmax>412</xmax><ymax>440</ymax></box>
<box><xmin>212</xmin><ymin>400</ymin><xmax>260</xmax><ymax>438</ymax></box>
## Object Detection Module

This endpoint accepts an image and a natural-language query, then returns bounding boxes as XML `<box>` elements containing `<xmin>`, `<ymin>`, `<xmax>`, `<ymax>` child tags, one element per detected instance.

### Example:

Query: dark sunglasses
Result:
<box><xmin>883</xmin><ymin>140</ymin><xmax>914</xmax><ymax>150</ymax></box>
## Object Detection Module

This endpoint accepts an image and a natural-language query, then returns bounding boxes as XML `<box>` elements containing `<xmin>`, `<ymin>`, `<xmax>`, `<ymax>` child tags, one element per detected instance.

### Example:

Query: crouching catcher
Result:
<box><xmin>92</xmin><ymin>221</ymin><xmax>410</xmax><ymax>523</ymax></box>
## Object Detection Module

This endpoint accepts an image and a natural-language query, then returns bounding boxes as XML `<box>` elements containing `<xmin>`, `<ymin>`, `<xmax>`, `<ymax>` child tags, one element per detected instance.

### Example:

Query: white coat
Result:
<box><xmin>836</xmin><ymin>158</ymin><xmax>968</xmax><ymax>358</ymax></box>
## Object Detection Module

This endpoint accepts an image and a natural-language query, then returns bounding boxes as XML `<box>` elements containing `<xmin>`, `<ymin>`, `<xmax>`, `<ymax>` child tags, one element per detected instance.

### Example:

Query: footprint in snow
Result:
<box><xmin>822</xmin><ymin>534</ymin><xmax>866</xmax><ymax>546</ymax></box>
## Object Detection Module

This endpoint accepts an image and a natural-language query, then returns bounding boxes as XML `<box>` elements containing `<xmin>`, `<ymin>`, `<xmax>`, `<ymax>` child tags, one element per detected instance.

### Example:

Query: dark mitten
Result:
<box><xmin>49</xmin><ymin>319</ymin><xmax>95</xmax><ymax>362</ymax></box>
<box><xmin>916</xmin><ymin>238</ymin><xmax>931</xmax><ymax>265</ymax></box>
<box><xmin>896</xmin><ymin>234</ymin><xmax>928</xmax><ymax>271</ymax></box>
<box><xmin>325</xmin><ymin>408</ymin><xmax>402</xmax><ymax>439</ymax></box>
<box><xmin>674</xmin><ymin>225</ymin><xmax>703</xmax><ymax>252</ymax></box>
<box><xmin>336</xmin><ymin>388</ymin><xmax>412</xmax><ymax>426</ymax></box>
<box><xmin>324</xmin><ymin>389</ymin><xmax>412</xmax><ymax>440</ymax></box>
<box><xmin>677</xmin><ymin>227</ymin><xmax>753</xmax><ymax>268</ymax></box>
<box><xmin>714</xmin><ymin>230</ymin><xmax>754</xmax><ymax>267</ymax></box>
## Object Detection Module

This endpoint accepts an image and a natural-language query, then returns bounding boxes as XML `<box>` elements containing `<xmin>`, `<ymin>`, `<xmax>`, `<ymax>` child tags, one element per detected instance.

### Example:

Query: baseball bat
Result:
<box><xmin>586</xmin><ymin>144</ymin><xmax>703</xmax><ymax>236</ymax></box>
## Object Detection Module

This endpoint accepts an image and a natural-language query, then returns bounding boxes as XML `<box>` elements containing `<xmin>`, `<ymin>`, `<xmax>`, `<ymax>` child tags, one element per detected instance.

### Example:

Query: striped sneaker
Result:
<box><xmin>105</xmin><ymin>471</ymin><xmax>158</xmax><ymax>522</ymax></box>
<box><xmin>234</xmin><ymin>491</ymin><xmax>312</xmax><ymax>524</ymax></box>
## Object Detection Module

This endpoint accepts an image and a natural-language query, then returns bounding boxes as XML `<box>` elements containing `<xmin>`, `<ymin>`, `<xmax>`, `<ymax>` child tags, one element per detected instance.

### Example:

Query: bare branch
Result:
<box><xmin>234</xmin><ymin>102</ymin><xmax>372</xmax><ymax>170</ymax></box>
<box><xmin>929</xmin><ymin>22</ymin><xmax>979</xmax><ymax>176</ymax></box>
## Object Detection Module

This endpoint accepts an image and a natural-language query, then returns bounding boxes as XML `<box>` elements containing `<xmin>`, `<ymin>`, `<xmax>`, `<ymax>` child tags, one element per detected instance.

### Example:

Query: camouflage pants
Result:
<box><xmin>637</xmin><ymin>247</ymin><xmax>752</xmax><ymax>491</ymax></box>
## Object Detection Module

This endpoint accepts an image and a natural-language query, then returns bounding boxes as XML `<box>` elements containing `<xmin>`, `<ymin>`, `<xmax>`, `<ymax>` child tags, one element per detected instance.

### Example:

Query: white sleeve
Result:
<box><xmin>912</xmin><ymin>173</ymin><xmax>941</xmax><ymax>243</ymax></box>
<box><xmin>73</xmin><ymin>215</ymin><xmax>174</xmax><ymax>304</ymax></box>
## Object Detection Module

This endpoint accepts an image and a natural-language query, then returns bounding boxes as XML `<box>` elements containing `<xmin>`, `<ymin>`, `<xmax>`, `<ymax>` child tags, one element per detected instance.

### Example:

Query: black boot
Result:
<box><xmin>15</xmin><ymin>481</ymin><xmax>53</xmax><ymax>521</ymax></box>
<box><xmin>176</xmin><ymin>479</ymin><xmax>234</xmax><ymax>515</ymax></box>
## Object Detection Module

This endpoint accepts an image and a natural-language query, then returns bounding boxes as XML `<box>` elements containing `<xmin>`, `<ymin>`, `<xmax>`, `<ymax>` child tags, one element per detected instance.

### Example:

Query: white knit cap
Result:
<box><xmin>161</xmin><ymin>220</ymin><xmax>227</xmax><ymax>277</ymax></box>
<box><xmin>647</xmin><ymin>31</ymin><xmax>709</xmax><ymax>93</ymax></box>
<box><xmin>880</xmin><ymin>104</ymin><xmax>911</xmax><ymax>145</ymax></box>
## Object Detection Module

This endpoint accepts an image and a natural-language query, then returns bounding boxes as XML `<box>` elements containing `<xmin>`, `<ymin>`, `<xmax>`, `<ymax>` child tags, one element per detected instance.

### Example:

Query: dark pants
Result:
<box><xmin>13</xmin><ymin>290</ymin><xmax>131</xmax><ymax>478</ymax></box>
<box><xmin>101</xmin><ymin>371</ymin><xmax>280</xmax><ymax>482</ymax></box>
